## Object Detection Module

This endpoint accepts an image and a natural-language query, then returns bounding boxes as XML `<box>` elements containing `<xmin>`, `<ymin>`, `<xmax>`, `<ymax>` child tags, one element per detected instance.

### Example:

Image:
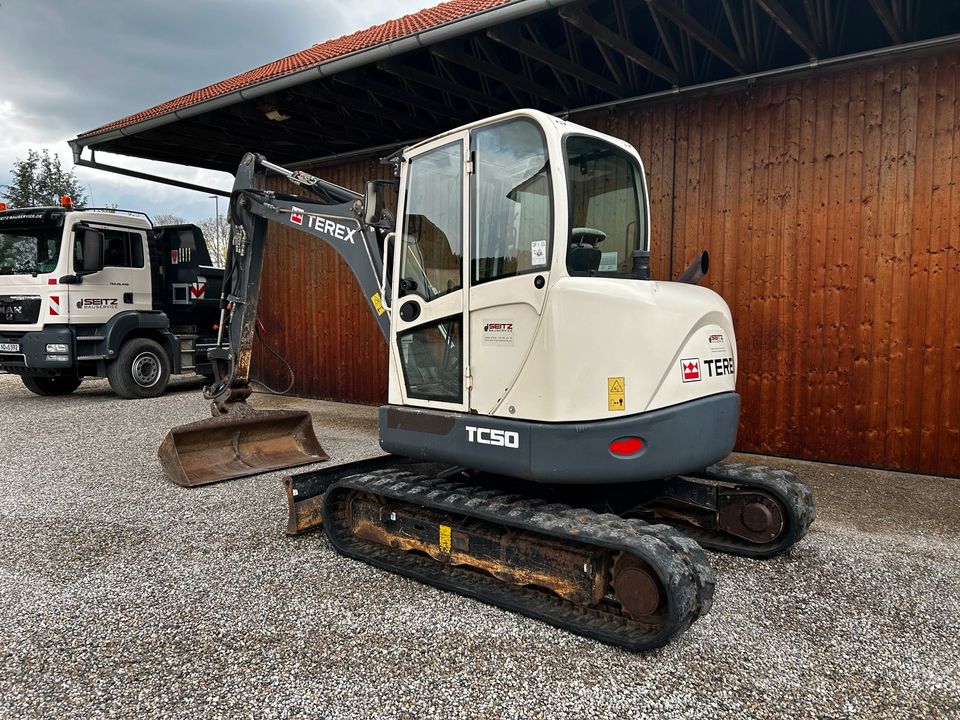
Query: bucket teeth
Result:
<box><xmin>158</xmin><ymin>409</ymin><xmax>328</xmax><ymax>487</ymax></box>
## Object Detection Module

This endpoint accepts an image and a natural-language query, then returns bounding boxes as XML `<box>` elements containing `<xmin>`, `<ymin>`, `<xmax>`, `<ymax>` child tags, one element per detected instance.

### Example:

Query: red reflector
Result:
<box><xmin>48</xmin><ymin>279</ymin><xmax>57</xmax><ymax>285</ymax></box>
<box><xmin>609</xmin><ymin>437</ymin><xmax>644</xmax><ymax>456</ymax></box>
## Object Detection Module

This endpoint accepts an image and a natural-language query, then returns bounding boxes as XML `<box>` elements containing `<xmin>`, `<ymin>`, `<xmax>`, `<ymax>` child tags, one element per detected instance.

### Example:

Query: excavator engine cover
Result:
<box><xmin>158</xmin><ymin>406</ymin><xmax>328</xmax><ymax>487</ymax></box>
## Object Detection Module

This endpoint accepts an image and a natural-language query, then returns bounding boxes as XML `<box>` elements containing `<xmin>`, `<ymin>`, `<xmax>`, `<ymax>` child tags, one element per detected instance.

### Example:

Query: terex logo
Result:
<box><xmin>466</xmin><ymin>425</ymin><xmax>519</xmax><ymax>449</ymax></box>
<box><xmin>307</xmin><ymin>215</ymin><xmax>357</xmax><ymax>244</ymax></box>
<box><xmin>290</xmin><ymin>207</ymin><xmax>304</xmax><ymax>225</ymax></box>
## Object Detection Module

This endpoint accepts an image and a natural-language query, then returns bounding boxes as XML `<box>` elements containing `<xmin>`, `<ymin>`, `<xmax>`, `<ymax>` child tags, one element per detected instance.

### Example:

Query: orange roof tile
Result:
<box><xmin>79</xmin><ymin>0</ymin><xmax>513</xmax><ymax>138</ymax></box>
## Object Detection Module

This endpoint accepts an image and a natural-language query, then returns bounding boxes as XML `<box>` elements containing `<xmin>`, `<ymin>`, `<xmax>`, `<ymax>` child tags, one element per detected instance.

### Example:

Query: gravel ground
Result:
<box><xmin>0</xmin><ymin>372</ymin><xmax>958</xmax><ymax>720</ymax></box>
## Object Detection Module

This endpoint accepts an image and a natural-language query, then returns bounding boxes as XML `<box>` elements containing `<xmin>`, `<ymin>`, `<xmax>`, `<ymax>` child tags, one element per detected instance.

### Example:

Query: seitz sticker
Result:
<box><xmin>482</xmin><ymin>321</ymin><xmax>514</xmax><ymax>345</ymax></box>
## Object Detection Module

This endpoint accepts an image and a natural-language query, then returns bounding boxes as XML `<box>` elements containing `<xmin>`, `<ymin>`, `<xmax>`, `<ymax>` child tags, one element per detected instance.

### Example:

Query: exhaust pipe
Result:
<box><xmin>676</xmin><ymin>251</ymin><xmax>709</xmax><ymax>285</ymax></box>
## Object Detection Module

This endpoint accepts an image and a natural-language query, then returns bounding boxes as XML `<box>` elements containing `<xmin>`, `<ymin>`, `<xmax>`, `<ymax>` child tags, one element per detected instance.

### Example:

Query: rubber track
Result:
<box><xmin>322</xmin><ymin>469</ymin><xmax>716</xmax><ymax>652</ymax></box>
<box><xmin>676</xmin><ymin>462</ymin><xmax>817</xmax><ymax>559</ymax></box>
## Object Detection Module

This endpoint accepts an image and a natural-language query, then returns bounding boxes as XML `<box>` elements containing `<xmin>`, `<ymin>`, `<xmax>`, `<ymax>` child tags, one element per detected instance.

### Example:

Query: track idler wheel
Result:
<box><xmin>717</xmin><ymin>492</ymin><xmax>785</xmax><ymax>543</ymax></box>
<box><xmin>611</xmin><ymin>552</ymin><xmax>665</xmax><ymax>623</ymax></box>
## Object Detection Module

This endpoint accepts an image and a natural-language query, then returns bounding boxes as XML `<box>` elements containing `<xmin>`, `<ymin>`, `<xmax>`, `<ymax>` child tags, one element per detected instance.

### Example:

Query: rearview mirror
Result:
<box><xmin>364</xmin><ymin>181</ymin><xmax>384</xmax><ymax>226</ymax></box>
<box><xmin>74</xmin><ymin>226</ymin><xmax>104</xmax><ymax>276</ymax></box>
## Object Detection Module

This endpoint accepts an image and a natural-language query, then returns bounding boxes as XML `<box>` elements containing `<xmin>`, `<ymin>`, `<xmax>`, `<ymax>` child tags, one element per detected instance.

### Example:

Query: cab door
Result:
<box><xmin>390</xmin><ymin>132</ymin><xmax>470</xmax><ymax>412</ymax></box>
<box><xmin>67</xmin><ymin>222</ymin><xmax>143</xmax><ymax>324</ymax></box>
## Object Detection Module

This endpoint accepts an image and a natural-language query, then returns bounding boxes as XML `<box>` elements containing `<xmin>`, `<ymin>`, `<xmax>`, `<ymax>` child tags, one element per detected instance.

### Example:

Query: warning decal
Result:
<box><xmin>49</xmin><ymin>295</ymin><xmax>60</xmax><ymax>316</ymax></box>
<box><xmin>607</xmin><ymin>376</ymin><xmax>625</xmax><ymax>411</ymax></box>
<box><xmin>370</xmin><ymin>292</ymin><xmax>385</xmax><ymax>316</ymax></box>
<box><xmin>531</xmin><ymin>240</ymin><xmax>547</xmax><ymax>266</ymax></box>
<box><xmin>438</xmin><ymin>524</ymin><xmax>452</xmax><ymax>554</ymax></box>
<box><xmin>190</xmin><ymin>282</ymin><xmax>206</xmax><ymax>300</ymax></box>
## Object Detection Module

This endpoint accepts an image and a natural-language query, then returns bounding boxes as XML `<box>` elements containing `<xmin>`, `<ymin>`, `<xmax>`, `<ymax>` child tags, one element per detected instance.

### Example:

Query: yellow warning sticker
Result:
<box><xmin>439</xmin><ymin>524</ymin><xmax>452</xmax><ymax>553</ymax></box>
<box><xmin>608</xmin><ymin>377</ymin><xmax>625</xmax><ymax>411</ymax></box>
<box><xmin>371</xmin><ymin>292</ymin><xmax>386</xmax><ymax>316</ymax></box>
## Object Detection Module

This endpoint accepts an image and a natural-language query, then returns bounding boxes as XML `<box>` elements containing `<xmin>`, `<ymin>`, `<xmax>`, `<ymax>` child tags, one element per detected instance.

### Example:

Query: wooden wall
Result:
<box><xmin>252</xmin><ymin>158</ymin><xmax>394</xmax><ymax>404</ymax></box>
<box><xmin>255</xmin><ymin>49</ymin><xmax>960</xmax><ymax>477</ymax></box>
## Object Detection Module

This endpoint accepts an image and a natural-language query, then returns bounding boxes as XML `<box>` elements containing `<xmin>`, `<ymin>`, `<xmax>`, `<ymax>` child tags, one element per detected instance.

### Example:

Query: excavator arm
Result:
<box><xmin>207</xmin><ymin>152</ymin><xmax>394</xmax><ymax>407</ymax></box>
<box><xmin>158</xmin><ymin>152</ymin><xmax>396</xmax><ymax>487</ymax></box>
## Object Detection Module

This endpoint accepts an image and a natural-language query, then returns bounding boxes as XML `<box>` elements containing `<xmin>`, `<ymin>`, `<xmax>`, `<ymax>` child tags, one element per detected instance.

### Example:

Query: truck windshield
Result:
<box><xmin>0</xmin><ymin>228</ymin><xmax>63</xmax><ymax>276</ymax></box>
<box><xmin>565</xmin><ymin>135</ymin><xmax>647</xmax><ymax>276</ymax></box>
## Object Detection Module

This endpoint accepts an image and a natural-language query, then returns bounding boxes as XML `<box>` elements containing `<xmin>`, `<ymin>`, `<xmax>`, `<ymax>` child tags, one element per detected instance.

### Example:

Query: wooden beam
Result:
<box><xmin>867</xmin><ymin>0</ymin><xmax>903</xmax><ymax>43</ymax></box>
<box><xmin>487</xmin><ymin>27</ymin><xmax>622</xmax><ymax>98</ymax></box>
<box><xmin>648</xmin><ymin>2</ymin><xmax>685</xmax><ymax>80</ymax></box>
<box><xmin>559</xmin><ymin>6</ymin><xmax>679</xmax><ymax>84</ymax></box>
<box><xmin>378</xmin><ymin>60</ymin><xmax>511</xmax><ymax>113</ymax></box>
<box><xmin>430</xmin><ymin>44</ymin><xmax>570</xmax><ymax>107</ymax></box>
<box><xmin>645</xmin><ymin>0</ymin><xmax>748</xmax><ymax>74</ymax></box>
<box><xmin>720</xmin><ymin>0</ymin><xmax>749</xmax><ymax>63</ymax></box>
<box><xmin>334</xmin><ymin>73</ymin><xmax>471</xmax><ymax>124</ymax></box>
<box><xmin>754</xmin><ymin>0</ymin><xmax>821</xmax><ymax>58</ymax></box>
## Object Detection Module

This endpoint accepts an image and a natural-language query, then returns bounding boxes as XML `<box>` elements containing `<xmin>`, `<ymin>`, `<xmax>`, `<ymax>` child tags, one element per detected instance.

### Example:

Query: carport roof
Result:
<box><xmin>71</xmin><ymin>0</ymin><xmax>960</xmax><ymax>176</ymax></box>
<box><xmin>78</xmin><ymin>0</ymin><xmax>513</xmax><ymax>139</ymax></box>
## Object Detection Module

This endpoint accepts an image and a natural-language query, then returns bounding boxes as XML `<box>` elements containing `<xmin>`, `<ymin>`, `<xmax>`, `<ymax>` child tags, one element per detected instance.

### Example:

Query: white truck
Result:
<box><xmin>0</xmin><ymin>203</ymin><xmax>223</xmax><ymax>397</ymax></box>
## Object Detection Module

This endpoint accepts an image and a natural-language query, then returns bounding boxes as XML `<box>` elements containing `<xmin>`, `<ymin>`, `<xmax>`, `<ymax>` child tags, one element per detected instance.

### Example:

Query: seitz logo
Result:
<box><xmin>484</xmin><ymin>322</ymin><xmax>513</xmax><ymax>331</ymax></box>
<box><xmin>466</xmin><ymin>425</ymin><xmax>520</xmax><ymax>449</ymax></box>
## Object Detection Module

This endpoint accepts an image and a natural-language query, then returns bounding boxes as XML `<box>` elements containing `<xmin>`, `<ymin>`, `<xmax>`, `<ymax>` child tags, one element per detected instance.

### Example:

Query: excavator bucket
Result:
<box><xmin>158</xmin><ymin>408</ymin><xmax>328</xmax><ymax>487</ymax></box>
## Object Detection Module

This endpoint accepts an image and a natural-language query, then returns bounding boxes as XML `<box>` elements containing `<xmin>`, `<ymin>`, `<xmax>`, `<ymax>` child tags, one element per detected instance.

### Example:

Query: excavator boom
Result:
<box><xmin>158</xmin><ymin>153</ymin><xmax>392</xmax><ymax>486</ymax></box>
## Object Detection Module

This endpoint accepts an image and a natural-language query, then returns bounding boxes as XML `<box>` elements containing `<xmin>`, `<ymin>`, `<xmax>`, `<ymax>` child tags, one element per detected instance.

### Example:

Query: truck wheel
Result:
<box><xmin>107</xmin><ymin>338</ymin><xmax>170</xmax><ymax>399</ymax></box>
<box><xmin>21</xmin><ymin>374</ymin><xmax>82</xmax><ymax>396</ymax></box>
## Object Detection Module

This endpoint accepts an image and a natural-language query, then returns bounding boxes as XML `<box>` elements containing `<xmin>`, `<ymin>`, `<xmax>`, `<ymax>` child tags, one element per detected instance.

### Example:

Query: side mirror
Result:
<box><xmin>364</xmin><ymin>181</ymin><xmax>384</xmax><ymax>226</ymax></box>
<box><xmin>74</xmin><ymin>226</ymin><xmax>104</xmax><ymax>276</ymax></box>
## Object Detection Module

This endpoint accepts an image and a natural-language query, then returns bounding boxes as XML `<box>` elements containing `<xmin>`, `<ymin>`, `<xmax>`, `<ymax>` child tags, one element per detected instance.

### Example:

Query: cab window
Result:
<box><xmin>565</xmin><ymin>136</ymin><xmax>646</xmax><ymax>275</ymax></box>
<box><xmin>399</xmin><ymin>142</ymin><xmax>463</xmax><ymax>301</ymax></box>
<box><xmin>472</xmin><ymin>119</ymin><xmax>552</xmax><ymax>284</ymax></box>
<box><xmin>96</xmin><ymin>229</ymin><xmax>144</xmax><ymax>268</ymax></box>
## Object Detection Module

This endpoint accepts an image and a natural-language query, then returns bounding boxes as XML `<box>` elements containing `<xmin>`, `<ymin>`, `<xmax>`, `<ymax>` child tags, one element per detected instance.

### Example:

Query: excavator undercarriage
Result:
<box><xmin>284</xmin><ymin>457</ymin><xmax>815</xmax><ymax>650</ymax></box>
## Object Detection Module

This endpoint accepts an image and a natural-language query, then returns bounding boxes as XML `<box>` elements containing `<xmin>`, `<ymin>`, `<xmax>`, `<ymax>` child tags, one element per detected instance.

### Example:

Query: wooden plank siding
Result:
<box><xmin>254</xmin><ymin>49</ymin><xmax>960</xmax><ymax>477</ymax></box>
<box><xmin>252</xmin><ymin>158</ymin><xmax>395</xmax><ymax>404</ymax></box>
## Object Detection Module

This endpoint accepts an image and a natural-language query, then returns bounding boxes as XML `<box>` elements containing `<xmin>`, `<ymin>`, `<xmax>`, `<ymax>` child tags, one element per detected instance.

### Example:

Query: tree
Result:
<box><xmin>1</xmin><ymin>149</ymin><xmax>87</xmax><ymax>208</ymax></box>
<box><xmin>153</xmin><ymin>213</ymin><xmax>186</xmax><ymax>226</ymax></box>
<box><xmin>197</xmin><ymin>215</ymin><xmax>230</xmax><ymax>267</ymax></box>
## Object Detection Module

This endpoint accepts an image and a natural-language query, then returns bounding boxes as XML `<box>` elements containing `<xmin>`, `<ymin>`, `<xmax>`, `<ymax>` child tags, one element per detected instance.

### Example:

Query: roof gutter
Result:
<box><xmin>69</xmin><ymin>0</ymin><xmax>579</xmax><ymax>163</ymax></box>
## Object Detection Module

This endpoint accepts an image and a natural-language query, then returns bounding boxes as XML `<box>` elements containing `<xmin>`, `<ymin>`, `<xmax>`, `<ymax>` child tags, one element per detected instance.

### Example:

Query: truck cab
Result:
<box><xmin>0</xmin><ymin>204</ymin><xmax>222</xmax><ymax>397</ymax></box>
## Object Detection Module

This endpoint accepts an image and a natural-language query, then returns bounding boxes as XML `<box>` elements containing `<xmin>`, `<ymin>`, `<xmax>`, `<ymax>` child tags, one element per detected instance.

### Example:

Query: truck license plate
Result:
<box><xmin>0</xmin><ymin>343</ymin><xmax>19</xmax><ymax>352</ymax></box>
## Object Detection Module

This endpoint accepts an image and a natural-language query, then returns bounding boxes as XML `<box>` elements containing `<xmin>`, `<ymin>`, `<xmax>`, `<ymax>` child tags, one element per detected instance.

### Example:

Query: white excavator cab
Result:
<box><xmin>382</xmin><ymin>110</ymin><xmax>740</xmax><ymax>483</ymax></box>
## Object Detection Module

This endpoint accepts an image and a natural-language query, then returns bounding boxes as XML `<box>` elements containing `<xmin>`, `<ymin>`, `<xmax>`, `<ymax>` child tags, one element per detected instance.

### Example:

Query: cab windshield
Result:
<box><xmin>565</xmin><ymin>135</ymin><xmax>647</xmax><ymax>276</ymax></box>
<box><xmin>0</xmin><ymin>228</ymin><xmax>64</xmax><ymax>276</ymax></box>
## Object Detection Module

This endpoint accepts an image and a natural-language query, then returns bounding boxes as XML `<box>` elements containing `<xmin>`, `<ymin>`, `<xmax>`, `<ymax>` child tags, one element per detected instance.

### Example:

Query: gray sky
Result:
<box><xmin>0</xmin><ymin>0</ymin><xmax>430</xmax><ymax>222</ymax></box>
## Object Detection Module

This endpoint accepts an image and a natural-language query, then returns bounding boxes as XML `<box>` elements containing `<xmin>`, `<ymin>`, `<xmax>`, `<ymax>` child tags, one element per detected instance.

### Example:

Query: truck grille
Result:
<box><xmin>0</xmin><ymin>295</ymin><xmax>41</xmax><ymax>324</ymax></box>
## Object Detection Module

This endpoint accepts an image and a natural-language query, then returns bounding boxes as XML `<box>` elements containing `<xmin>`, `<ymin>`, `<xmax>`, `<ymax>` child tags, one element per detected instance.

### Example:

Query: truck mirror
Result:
<box><xmin>364</xmin><ymin>181</ymin><xmax>384</xmax><ymax>226</ymax></box>
<box><xmin>74</xmin><ymin>227</ymin><xmax>104</xmax><ymax>276</ymax></box>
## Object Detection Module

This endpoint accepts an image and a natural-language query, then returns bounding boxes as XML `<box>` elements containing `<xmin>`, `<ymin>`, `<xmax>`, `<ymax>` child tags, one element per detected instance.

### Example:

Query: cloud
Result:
<box><xmin>0</xmin><ymin>0</ymin><xmax>430</xmax><ymax>222</ymax></box>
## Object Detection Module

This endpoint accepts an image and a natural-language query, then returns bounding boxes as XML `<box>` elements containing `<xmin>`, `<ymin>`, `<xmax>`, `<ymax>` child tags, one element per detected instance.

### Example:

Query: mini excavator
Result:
<box><xmin>158</xmin><ymin>110</ymin><xmax>815</xmax><ymax>651</ymax></box>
